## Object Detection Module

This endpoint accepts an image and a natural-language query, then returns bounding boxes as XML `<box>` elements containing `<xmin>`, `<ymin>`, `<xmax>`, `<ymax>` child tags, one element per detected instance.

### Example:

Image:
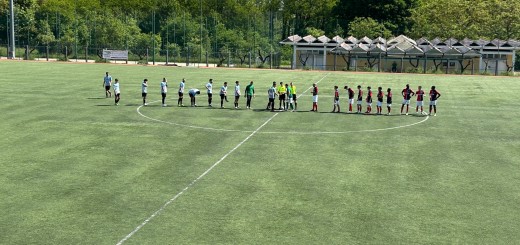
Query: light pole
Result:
<box><xmin>8</xmin><ymin>0</ymin><xmax>15</xmax><ymax>59</ymax></box>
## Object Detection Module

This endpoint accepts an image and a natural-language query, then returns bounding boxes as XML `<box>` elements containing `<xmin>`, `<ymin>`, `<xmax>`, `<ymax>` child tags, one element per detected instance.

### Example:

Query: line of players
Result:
<box><xmin>330</xmin><ymin>83</ymin><xmax>441</xmax><ymax>116</ymax></box>
<box><xmin>103</xmin><ymin>72</ymin><xmax>441</xmax><ymax>116</ymax></box>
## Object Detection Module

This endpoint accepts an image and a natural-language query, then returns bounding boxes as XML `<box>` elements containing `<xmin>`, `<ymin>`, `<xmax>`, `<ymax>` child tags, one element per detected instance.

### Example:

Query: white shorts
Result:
<box><xmin>387</xmin><ymin>103</ymin><xmax>392</xmax><ymax>107</ymax></box>
<box><xmin>357</xmin><ymin>100</ymin><xmax>362</xmax><ymax>105</ymax></box>
<box><xmin>416</xmin><ymin>101</ymin><xmax>423</xmax><ymax>107</ymax></box>
<box><xmin>334</xmin><ymin>99</ymin><xmax>340</xmax><ymax>105</ymax></box>
<box><xmin>366</xmin><ymin>102</ymin><xmax>372</xmax><ymax>107</ymax></box>
<box><xmin>430</xmin><ymin>100</ymin><xmax>437</xmax><ymax>106</ymax></box>
<box><xmin>312</xmin><ymin>95</ymin><xmax>318</xmax><ymax>103</ymax></box>
<box><xmin>377</xmin><ymin>101</ymin><xmax>382</xmax><ymax>107</ymax></box>
<box><xmin>402</xmin><ymin>99</ymin><xmax>410</xmax><ymax>105</ymax></box>
<box><xmin>289</xmin><ymin>98</ymin><xmax>293</xmax><ymax>103</ymax></box>
<box><xmin>349</xmin><ymin>99</ymin><xmax>354</xmax><ymax>105</ymax></box>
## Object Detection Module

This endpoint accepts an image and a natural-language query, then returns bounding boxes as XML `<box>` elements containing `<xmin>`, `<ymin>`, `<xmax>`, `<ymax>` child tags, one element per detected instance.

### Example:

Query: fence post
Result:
<box><xmin>187</xmin><ymin>47</ymin><xmax>190</xmax><ymax>66</ymax></box>
<box><xmin>227</xmin><ymin>51</ymin><xmax>230</xmax><ymax>67</ymax></box>
<box><xmin>270</xmin><ymin>52</ymin><xmax>272</xmax><ymax>69</ymax></box>
<box><xmin>166</xmin><ymin>49</ymin><xmax>169</xmax><ymax>65</ymax></box>
<box><xmin>205</xmin><ymin>51</ymin><xmax>208</xmax><ymax>67</ymax></box>
<box><xmin>65</xmin><ymin>46</ymin><xmax>68</xmax><ymax>61</ymax></box>
<box><xmin>495</xmin><ymin>59</ymin><xmax>499</xmax><ymax>76</ymax></box>
<box><xmin>85</xmin><ymin>46</ymin><xmax>88</xmax><ymax>62</ymax></box>
<box><xmin>25</xmin><ymin>45</ymin><xmax>29</xmax><ymax>60</ymax></box>
<box><xmin>146</xmin><ymin>48</ymin><xmax>149</xmax><ymax>64</ymax></box>
<box><xmin>46</xmin><ymin>45</ymin><xmax>50</xmax><ymax>61</ymax></box>
<box><xmin>248</xmin><ymin>51</ymin><xmax>251</xmax><ymax>68</ymax></box>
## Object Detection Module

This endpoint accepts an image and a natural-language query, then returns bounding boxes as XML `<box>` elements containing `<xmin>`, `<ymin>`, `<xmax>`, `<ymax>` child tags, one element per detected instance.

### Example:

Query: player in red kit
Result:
<box><xmin>332</xmin><ymin>85</ymin><xmax>340</xmax><ymax>113</ymax></box>
<box><xmin>429</xmin><ymin>85</ymin><xmax>441</xmax><ymax>116</ymax></box>
<box><xmin>365</xmin><ymin>86</ymin><xmax>373</xmax><ymax>114</ymax></box>
<box><xmin>310</xmin><ymin>83</ymin><xmax>319</xmax><ymax>112</ymax></box>
<box><xmin>376</xmin><ymin>87</ymin><xmax>384</xmax><ymax>115</ymax></box>
<box><xmin>415</xmin><ymin>85</ymin><xmax>425</xmax><ymax>114</ymax></box>
<box><xmin>344</xmin><ymin>85</ymin><xmax>355</xmax><ymax>113</ymax></box>
<box><xmin>386</xmin><ymin>88</ymin><xmax>393</xmax><ymax>115</ymax></box>
<box><xmin>400</xmin><ymin>84</ymin><xmax>415</xmax><ymax>115</ymax></box>
<box><xmin>356</xmin><ymin>85</ymin><xmax>363</xmax><ymax>113</ymax></box>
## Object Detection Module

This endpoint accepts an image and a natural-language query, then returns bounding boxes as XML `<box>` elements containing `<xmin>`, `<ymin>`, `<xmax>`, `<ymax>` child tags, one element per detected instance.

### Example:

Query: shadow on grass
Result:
<box><xmin>87</xmin><ymin>97</ymin><xmax>107</xmax><ymax>100</ymax></box>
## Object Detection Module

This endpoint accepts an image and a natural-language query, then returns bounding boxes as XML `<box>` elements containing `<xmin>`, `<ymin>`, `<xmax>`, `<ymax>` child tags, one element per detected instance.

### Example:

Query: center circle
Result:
<box><xmin>137</xmin><ymin>101</ymin><xmax>430</xmax><ymax>134</ymax></box>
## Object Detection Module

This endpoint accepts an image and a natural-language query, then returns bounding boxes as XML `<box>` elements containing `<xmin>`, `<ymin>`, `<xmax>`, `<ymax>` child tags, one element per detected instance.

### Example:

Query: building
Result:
<box><xmin>280</xmin><ymin>35</ymin><xmax>520</xmax><ymax>75</ymax></box>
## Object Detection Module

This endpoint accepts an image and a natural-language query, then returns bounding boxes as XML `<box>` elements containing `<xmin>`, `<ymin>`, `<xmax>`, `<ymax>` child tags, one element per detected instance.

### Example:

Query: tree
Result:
<box><xmin>348</xmin><ymin>17</ymin><xmax>391</xmax><ymax>38</ymax></box>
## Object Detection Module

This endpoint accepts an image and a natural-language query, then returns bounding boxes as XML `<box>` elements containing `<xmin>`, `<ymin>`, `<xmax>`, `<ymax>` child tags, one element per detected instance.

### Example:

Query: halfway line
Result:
<box><xmin>116</xmin><ymin>73</ymin><xmax>330</xmax><ymax>244</ymax></box>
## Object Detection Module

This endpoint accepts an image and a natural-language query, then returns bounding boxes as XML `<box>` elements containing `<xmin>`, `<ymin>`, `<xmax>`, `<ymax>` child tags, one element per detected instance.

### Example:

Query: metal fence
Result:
<box><xmin>0</xmin><ymin>44</ymin><xmax>287</xmax><ymax>69</ymax></box>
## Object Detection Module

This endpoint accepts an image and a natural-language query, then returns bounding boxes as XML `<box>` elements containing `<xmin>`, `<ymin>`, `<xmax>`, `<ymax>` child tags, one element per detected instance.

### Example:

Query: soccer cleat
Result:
<box><xmin>405</xmin><ymin>113</ymin><xmax>408</xmax><ymax>115</ymax></box>
<box><xmin>434</xmin><ymin>113</ymin><xmax>437</xmax><ymax>116</ymax></box>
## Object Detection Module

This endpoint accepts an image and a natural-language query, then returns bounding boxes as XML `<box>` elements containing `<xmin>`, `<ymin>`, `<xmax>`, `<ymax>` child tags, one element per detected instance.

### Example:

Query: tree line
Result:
<box><xmin>1</xmin><ymin>0</ymin><xmax>519</xmax><ymax>61</ymax></box>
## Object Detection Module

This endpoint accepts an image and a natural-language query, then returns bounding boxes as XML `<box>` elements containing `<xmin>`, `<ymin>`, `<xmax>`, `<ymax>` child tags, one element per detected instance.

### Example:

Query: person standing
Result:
<box><xmin>285</xmin><ymin>83</ymin><xmax>293</xmax><ymax>111</ymax></box>
<box><xmin>356</xmin><ymin>85</ymin><xmax>363</xmax><ymax>113</ymax></box>
<box><xmin>344</xmin><ymin>85</ymin><xmax>355</xmax><ymax>113</ymax></box>
<box><xmin>245</xmin><ymin>81</ymin><xmax>255</xmax><ymax>109</ymax></box>
<box><xmin>400</xmin><ymin>84</ymin><xmax>415</xmax><ymax>115</ymax></box>
<box><xmin>386</xmin><ymin>88</ymin><xmax>393</xmax><ymax>115</ymax></box>
<box><xmin>332</xmin><ymin>85</ymin><xmax>340</xmax><ymax>113</ymax></box>
<box><xmin>141</xmin><ymin>79</ymin><xmax>148</xmax><ymax>106</ymax></box>
<box><xmin>277</xmin><ymin>81</ymin><xmax>286</xmax><ymax>110</ymax></box>
<box><xmin>188</xmin><ymin>88</ymin><xmax>201</xmax><ymax>107</ymax></box>
<box><xmin>178</xmin><ymin>78</ymin><xmax>185</xmax><ymax>107</ymax></box>
<box><xmin>376</xmin><ymin>87</ymin><xmax>384</xmax><ymax>115</ymax></box>
<box><xmin>365</xmin><ymin>86</ymin><xmax>373</xmax><ymax>114</ymax></box>
<box><xmin>160</xmin><ymin>78</ymin><xmax>168</xmax><ymax>107</ymax></box>
<box><xmin>415</xmin><ymin>85</ymin><xmax>425</xmax><ymax>114</ymax></box>
<box><xmin>234</xmin><ymin>81</ymin><xmax>241</xmax><ymax>109</ymax></box>
<box><xmin>103</xmin><ymin>72</ymin><xmax>112</xmax><ymax>98</ymax></box>
<box><xmin>267</xmin><ymin>82</ymin><xmax>277</xmax><ymax>112</ymax></box>
<box><xmin>290</xmin><ymin>82</ymin><xmax>297</xmax><ymax>110</ymax></box>
<box><xmin>206</xmin><ymin>79</ymin><xmax>213</xmax><ymax>107</ymax></box>
<box><xmin>310</xmin><ymin>83</ymin><xmax>319</xmax><ymax>112</ymax></box>
<box><xmin>220</xmin><ymin>82</ymin><xmax>228</xmax><ymax>108</ymax></box>
<box><xmin>113</xmin><ymin>79</ymin><xmax>120</xmax><ymax>105</ymax></box>
<box><xmin>429</xmin><ymin>86</ymin><xmax>441</xmax><ymax>116</ymax></box>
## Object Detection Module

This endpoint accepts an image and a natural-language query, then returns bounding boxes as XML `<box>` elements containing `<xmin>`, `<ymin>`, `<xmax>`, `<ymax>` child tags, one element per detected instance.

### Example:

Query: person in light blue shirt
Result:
<box><xmin>103</xmin><ymin>72</ymin><xmax>112</xmax><ymax>98</ymax></box>
<box><xmin>188</xmin><ymin>88</ymin><xmax>201</xmax><ymax>107</ymax></box>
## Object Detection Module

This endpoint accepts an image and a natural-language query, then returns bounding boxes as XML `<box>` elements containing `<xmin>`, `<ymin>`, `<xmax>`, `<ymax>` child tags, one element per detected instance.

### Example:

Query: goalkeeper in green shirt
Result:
<box><xmin>245</xmin><ymin>81</ymin><xmax>255</xmax><ymax>109</ymax></box>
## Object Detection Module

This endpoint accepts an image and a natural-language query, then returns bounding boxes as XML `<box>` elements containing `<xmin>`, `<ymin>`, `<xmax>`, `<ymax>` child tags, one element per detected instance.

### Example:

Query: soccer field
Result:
<box><xmin>1</xmin><ymin>61</ymin><xmax>519</xmax><ymax>244</ymax></box>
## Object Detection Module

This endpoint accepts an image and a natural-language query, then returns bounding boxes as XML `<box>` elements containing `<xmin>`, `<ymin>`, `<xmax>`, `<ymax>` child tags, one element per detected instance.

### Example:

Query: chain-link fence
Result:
<box><xmin>0</xmin><ymin>43</ymin><xmax>288</xmax><ymax>69</ymax></box>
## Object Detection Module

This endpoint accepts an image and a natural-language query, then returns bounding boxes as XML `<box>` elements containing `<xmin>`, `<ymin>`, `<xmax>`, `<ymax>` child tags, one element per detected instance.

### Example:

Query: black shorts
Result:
<box><xmin>162</xmin><ymin>93</ymin><xmax>167</xmax><ymax>98</ymax></box>
<box><xmin>189</xmin><ymin>93</ymin><xmax>194</xmax><ymax>98</ymax></box>
<box><xmin>235</xmin><ymin>95</ymin><xmax>240</xmax><ymax>100</ymax></box>
<box><xmin>220</xmin><ymin>94</ymin><xmax>226</xmax><ymax>99</ymax></box>
<box><xmin>292</xmin><ymin>94</ymin><xmax>297</xmax><ymax>101</ymax></box>
<box><xmin>269</xmin><ymin>98</ymin><xmax>275</xmax><ymax>103</ymax></box>
<box><xmin>142</xmin><ymin>93</ymin><xmax>147</xmax><ymax>98</ymax></box>
<box><xmin>279</xmin><ymin>94</ymin><xmax>286</xmax><ymax>100</ymax></box>
<box><xmin>178</xmin><ymin>92</ymin><xmax>184</xmax><ymax>97</ymax></box>
<box><xmin>105</xmin><ymin>86</ymin><xmax>111</xmax><ymax>91</ymax></box>
<box><xmin>208</xmin><ymin>93</ymin><xmax>212</xmax><ymax>98</ymax></box>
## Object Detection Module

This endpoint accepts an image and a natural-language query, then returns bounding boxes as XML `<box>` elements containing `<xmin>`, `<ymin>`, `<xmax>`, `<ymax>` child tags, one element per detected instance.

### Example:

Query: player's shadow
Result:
<box><xmin>87</xmin><ymin>97</ymin><xmax>107</xmax><ymax>100</ymax></box>
<box><xmin>95</xmin><ymin>104</ymin><xmax>113</xmax><ymax>107</ymax></box>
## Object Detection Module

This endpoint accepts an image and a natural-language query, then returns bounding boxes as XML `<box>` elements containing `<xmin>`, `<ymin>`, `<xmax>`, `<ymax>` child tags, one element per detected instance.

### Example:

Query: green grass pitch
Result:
<box><xmin>1</xmin><ymin>61</ymin><xmax>519</xmax><ymax>244</ymax></box>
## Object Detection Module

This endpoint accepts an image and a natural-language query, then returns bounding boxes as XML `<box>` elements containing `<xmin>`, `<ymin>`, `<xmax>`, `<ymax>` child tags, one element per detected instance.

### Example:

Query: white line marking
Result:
<box><xmin>117</xmin><ymin>74</ymin><xmax>330</xmax><ymax>244</ymax></box>
<box><xmin>116</xmin><ymin>113</ymin><xmax>278</xmax><ymax>245</ymax></box>
<box><xmin>137</xmin><ymin>103</ymin><xmax>253</xmax><ymax>133</ymax></box>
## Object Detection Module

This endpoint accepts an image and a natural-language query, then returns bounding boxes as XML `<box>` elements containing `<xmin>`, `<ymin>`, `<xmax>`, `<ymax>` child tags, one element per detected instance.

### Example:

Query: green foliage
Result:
<box><xmin>305</xmin><ymin>27</ymin><xmax>325</xmax><ymax>37</ymax></box>
<box><xmin>348</xmin><ymin>17</ymin><xmax>391</xmax><ymax>38</ymax></box>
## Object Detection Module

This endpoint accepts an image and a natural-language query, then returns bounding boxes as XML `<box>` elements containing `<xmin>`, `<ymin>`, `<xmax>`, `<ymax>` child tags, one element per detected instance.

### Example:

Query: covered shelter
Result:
<box><xmin>280</xmin><ymin>34</ymin><xmax>520</xmax><ymax>74</ymax></box>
